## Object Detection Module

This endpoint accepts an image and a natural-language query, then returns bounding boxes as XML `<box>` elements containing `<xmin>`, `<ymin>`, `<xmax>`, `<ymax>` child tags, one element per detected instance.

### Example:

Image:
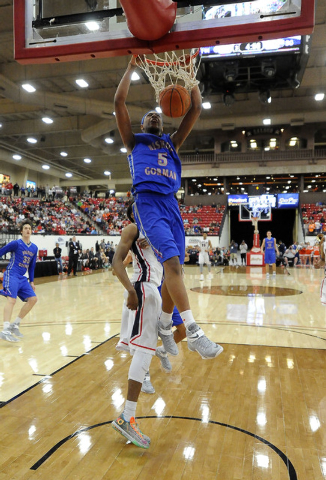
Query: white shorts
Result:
<box><xmin>117</xmin><ymin>283</ymin><xmax>161</xmax><ymax>355</ymax></box>
<box><xmin>199</xmin><ymin>252</ymin><xmax>210</xmax><ymax>265</ymax></box>
<box><xmin>116</xmin><ymin>300</ymin><xmax>131</xmax><ymax>352</ymax></box>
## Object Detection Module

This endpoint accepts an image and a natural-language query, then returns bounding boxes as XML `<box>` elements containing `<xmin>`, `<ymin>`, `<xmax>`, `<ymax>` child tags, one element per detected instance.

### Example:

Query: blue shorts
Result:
<box><xmin>133</xmin><ymin>192</ymin><xmax>185</xmax><ymax>264</ymax></box>
<box><xmin>264</xmin><ymin>251</ymin><xmax>276</xmax><ymax>265</ymax></box>
<box><xmin>0</xmin><ymin>272</ymin><xmax>36</xmax><ymax>302</ymax></box>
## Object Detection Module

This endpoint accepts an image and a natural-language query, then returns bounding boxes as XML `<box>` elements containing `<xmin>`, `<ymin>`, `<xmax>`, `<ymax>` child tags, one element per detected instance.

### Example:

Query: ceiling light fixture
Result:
<box><xmin>202</xmin><ymin>101</ymin><xmax>211</xmax><ymax>109</ymax></box>
<box><xmin>27</xmin><ymin>137</ymin><xmax>37</xmax><ymax>144</ymax></box>
<box><xmin>60</xmin><ymin>151</ymin><xmax>68</xmax><ymax>157</ymax></box>
<box><xmin>315</xmin><ymin>93</ymin><xmax>325</xmax><ymax>101</ymax></box>
<box><xmin>22</xmin><ymin>84</ymin><xmax>36</xmax><ymax>93</ymax></box>
<box><xmin>42</xmin><ymin>117</ymin><xmax>53</xmax><ymax>124</ymax></box>
<box><xmin>76</xmin><ymin>79</ymin><xmax>89</xmax><ymax>88</ymax></box>
<box><xmin>13</xmin><ymin>154</ymin><xmax>22</xmax><ymax>160</ymax></box>
<box><xmin>105</xmin><ymin>137</ymin><xmax>114</xmax><ymax>144</ymax></box>
<box><xmin>84</xmin><ymin>158</ymin><xmax>92</xmax><ymax>163</ymax></box>
<box><xmin>85</xmin><ymin>22</ymin><xmax>99</xmax><ymax>31</ymax></box>
<box><xmin>131</xmin><ymin>71</ymin><xmax>140</xmax><ymax>81</ymax></box>
<box><xmin>155</xmin><ymin>106</ymin><xmax>162</xmax><ymax>114</ymax></box>
<box><xmin>104</xmin><ymin>171</ymin><xmax>111</xmax><ymax>176</ymax></box>
<box><xmin>263</xmin><ymin>118</ymin><xmax>271</xmax><ymax>125</ymax></box>
<box><xmin>42</xmin><ymin>165</ymin><xmax>50</xmax><ymax>170</ymax></box>
<box><xmin>120</xmin><ymin>147</ymin><xmax>127</xmax><ymax>153</ymax></box>
<box><xmin>65</xmin><ymin>173</ymin><xmax>73</xmax><ymax>178</ymax></box>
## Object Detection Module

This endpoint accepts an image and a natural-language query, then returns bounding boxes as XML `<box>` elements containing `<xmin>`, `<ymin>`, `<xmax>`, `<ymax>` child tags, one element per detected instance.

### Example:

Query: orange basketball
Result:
<box><xmin>159</xmin><ymin>84</ymin><xmax>191</xmax><ymax>118</ymax></box>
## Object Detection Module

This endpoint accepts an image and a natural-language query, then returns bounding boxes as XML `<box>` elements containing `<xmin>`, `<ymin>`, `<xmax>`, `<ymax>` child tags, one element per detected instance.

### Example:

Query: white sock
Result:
<box><xmin>159</xmin><ymin>311</ymin><xmax>172</xmax><ymax>327</ymax></box>
<box><xmin>3</xmin><ymin>321</ymin><xmax>10</xmax><ymax>331</ymax></box>
<box><xmin>180</xmin><ymin>310</ymin><xmax>196</xmax><ymax>328</ymax></box>
<box><xmin>123</xmin><ymin>400</ymin><xmax>137</xmax><ymax>422</ymax></box>
<box><xmin>12</xmin><ymin>317</ymin><xmax>22</xmax><ymax>325</ymax></box>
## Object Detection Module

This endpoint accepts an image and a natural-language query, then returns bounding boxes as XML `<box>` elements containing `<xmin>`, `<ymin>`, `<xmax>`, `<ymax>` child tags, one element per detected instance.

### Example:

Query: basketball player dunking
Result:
<box><xmin>261</xmin><ymin>230</ymin><xmax>279</xmax><ymax>277</ymax></box>
<box><xmin>114</xmin><ymin>56</ymin><xmax>223</xmax><ymax>361</ymax></box>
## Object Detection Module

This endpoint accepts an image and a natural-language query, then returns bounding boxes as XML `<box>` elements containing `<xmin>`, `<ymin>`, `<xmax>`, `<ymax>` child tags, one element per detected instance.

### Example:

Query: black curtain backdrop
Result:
<box><xmin>230</xmin><ymin>208</ymin><xmax>296</xmax><ymax>249</ymax></box>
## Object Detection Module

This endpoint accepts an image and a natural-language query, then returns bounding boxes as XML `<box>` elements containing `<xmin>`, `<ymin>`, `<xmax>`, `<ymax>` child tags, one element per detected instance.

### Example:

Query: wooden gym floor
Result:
<box><xmin>0</xmin><ymin>264</ymin><xmax>326</xmax><ymax>479</ymax></box>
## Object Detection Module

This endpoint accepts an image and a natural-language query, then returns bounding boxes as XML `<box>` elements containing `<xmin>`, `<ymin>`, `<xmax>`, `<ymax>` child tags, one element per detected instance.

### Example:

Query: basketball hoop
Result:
<box><xmin>251</xmin><ymin>216</ymin><xmax>259</xmax><ymax>226</ymax></box>
<box><xmin>135</xmin><ymin>49</ymin><xmax>201</xmax><ymax>103</ymax></box>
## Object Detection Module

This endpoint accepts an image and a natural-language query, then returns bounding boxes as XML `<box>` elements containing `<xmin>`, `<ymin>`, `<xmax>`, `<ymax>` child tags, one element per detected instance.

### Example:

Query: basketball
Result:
<box><xmin>159</xmin><ymin>84</ymin><xmax>191</xmax><ymax>118</ymax></box>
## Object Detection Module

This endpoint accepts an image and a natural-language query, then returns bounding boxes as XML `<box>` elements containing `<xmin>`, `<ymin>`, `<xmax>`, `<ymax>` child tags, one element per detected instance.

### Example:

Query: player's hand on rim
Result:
<box><xmin>130</xmin><ymin>55</ymin><xmax>144</xmax><ymax>68</ymax></box>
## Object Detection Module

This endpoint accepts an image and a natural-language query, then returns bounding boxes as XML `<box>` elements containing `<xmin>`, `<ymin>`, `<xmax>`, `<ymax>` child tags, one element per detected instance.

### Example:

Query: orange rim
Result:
<box><xmin>143</xmin><ymin>48</ymin><xmax>200</xmax><ymax>67</ymax></box>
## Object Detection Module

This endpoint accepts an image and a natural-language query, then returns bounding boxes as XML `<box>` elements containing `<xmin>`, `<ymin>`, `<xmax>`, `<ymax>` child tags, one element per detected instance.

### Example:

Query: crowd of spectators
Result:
<box><xmin>73</xmin><ymin>196</ymin><xmax>129</xmax><ymax>235</ymax></box>
<box><xmin>179</xmin><ymin>202</ymin><xmax>225</xmax><ymax>235</ymax></box>
<box><xmin>301</xmin><ymin>203</ymin><xmax>326</xmax><ymax>236</ymax></box>
<box><xmin>0</xmin><ymin>193</ymin><xmax>226</xmax><ymax>237</ymax></box>
<box><xmin>0</xmin><ymin>197</ymin><xmax>92</xmax><ymax>235</ymax></box>
<box><xmin>73</xmin><ymin>196</ymin><xmax>226</xmax><ymax>236</ymax></box>
<box><xmin>79</xmin><ymin>239</ymin><xmax>116</xmax><ymax>271</ymax></box>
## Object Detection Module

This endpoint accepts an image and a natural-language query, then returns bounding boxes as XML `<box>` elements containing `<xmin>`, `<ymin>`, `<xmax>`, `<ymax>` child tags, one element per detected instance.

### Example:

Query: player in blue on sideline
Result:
<box><xmin>0</xmin><ymin>219</ymin><xmax>38</xmax><ymax>342</ymax></box>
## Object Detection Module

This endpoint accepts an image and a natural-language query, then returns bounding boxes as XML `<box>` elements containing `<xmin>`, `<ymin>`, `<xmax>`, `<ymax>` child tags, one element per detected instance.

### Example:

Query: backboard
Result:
<box><xmin>239</xmin><ymin>204</ymin><xmax>272</xmax><ymax>222</ymax></box>
<box><xmin>14</xmin><ymin>0</ymin><xmax>315</xmax><ymax>64</ymax></box>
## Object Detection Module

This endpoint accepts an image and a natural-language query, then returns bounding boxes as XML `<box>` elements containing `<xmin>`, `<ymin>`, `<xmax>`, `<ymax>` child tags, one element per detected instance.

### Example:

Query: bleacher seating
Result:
<box><xmin>301</xmin><ymin>203</ymin><xmax>326</xmax><ymax>235</ymax></box>
<box><xmin>0</xmin><ymin>197</ymin><xmax>89</xmax><ymax>235</ymax></box>
<box><xmin>0</xmin><ymin>195</ymin><xmax>226</xmax><ymax>236</ymax></box>
<box><xmin>180</xmin><ymin>205</ymin><xmax>225</xmax><ymax>235</ymax></box>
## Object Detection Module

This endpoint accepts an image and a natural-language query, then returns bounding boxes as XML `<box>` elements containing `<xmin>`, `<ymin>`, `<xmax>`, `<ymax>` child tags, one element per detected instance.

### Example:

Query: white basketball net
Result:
<box><xmin>135</xmin><ymin>49</ymin><xmax>201</xmax><ymax>103</ymax></box>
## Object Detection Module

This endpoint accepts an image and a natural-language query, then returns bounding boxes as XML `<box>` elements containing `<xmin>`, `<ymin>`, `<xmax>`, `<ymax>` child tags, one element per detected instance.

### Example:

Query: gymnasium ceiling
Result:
<box><xmin>0</xmin><ymin>1</ymin><xmax>325</xmax><ymax>191</ymax></box>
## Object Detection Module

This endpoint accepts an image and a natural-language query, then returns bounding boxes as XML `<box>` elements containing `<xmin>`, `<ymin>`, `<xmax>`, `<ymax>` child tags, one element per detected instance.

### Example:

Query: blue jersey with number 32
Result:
<box><xmin>128</xmin><ymin>133</ymin><xmax>181</xmax><ymax>195</ymax></box>
<box><xmin>0</xmin><ymin>239</ymin><xmax>38</xmax><ymax>282</ymax></box>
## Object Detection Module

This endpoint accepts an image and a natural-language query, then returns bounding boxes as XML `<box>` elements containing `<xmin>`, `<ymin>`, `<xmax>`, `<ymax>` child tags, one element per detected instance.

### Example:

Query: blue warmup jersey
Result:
<box><xmin>0</xmin><ymin>239</ymin><xmax>38</xmax><ymax>301</ymax></box>
<box><xmin>128</xmin><ymin>133</ymin><xmax>181</xmax><ymax>195</ymax></box>
<box><xmin>264</xmin><ymin>237</ymin><xmax>276</xmax><ymax>264</ymax></box>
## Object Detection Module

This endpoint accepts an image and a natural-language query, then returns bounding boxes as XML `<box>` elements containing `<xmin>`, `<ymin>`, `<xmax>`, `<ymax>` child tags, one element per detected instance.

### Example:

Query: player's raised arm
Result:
<box><xmin>112</xmin><ymin>224</ymin><xmax>139</xmax><ymax>310</ymax></box>
<box><xmin>171</xmin><ymin>84</ymin><xmax>202</xmax><ymax>152</ymax></box>
<box><xmin>114</xmin><ymin>56</ymin><xmax>137</xmax><ymax>153</ymax></box>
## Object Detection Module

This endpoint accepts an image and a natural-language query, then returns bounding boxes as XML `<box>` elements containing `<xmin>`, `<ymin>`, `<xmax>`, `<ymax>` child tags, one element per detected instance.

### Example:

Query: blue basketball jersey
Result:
<box><xmin>128</xmin><ymin>133</ymin><xmax>181</xmax><ymax>195</ymax></box>
<box><xmin>0</xmin><ymin>239</ymin><xmax>38</xmax><ymax>281</ymax></box>
<box><xmin>265</xmin><ymin>237</ymin><xmax>275</xmax><ymax>251</ymax></box>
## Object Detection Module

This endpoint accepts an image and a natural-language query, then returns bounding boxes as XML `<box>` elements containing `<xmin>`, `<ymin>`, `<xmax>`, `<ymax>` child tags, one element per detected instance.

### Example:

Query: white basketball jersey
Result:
<box><xmin>199</xmin><ymin>238</ymin><xmax>209</xmax><ymax>253</ymax></box>
<box><xmin>130</xmin><ymin>232</ymin><xmax>163</xmax><ymax>287</ymax></box>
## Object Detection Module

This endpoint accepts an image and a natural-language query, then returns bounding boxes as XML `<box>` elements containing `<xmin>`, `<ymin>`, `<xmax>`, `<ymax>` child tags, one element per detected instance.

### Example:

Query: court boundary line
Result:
<box><xmin>0</xmin><ymin>333</ymin><xmax>119</xmax><ymax>408</ymax></box>
<box><xmin>29</xmin><ymin>415</ymin><xmax>297</xmax><ymax>479</ymax></box>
